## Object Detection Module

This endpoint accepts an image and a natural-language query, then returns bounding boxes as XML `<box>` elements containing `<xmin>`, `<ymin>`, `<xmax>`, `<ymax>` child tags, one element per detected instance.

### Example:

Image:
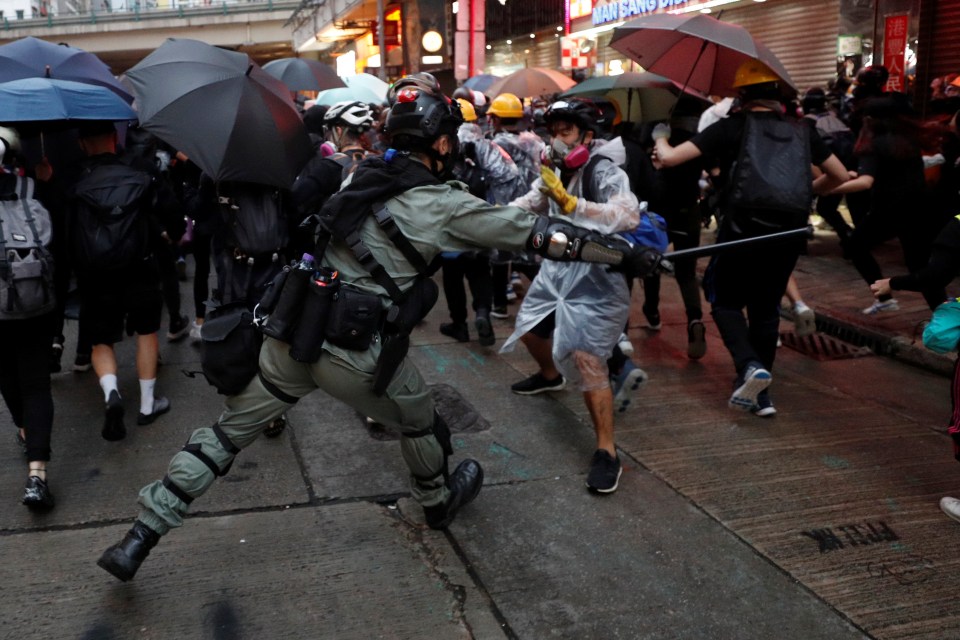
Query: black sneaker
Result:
<box><xmin>73</xmin><ymin>352</ymin><xmax>92</xmax><ymax>373</ymax></box>
<box><xmin>643</xmin><ymin>307</ymin><xmax>662</xmax><ymax>331</ymax></box>
<box><xmin>687</xmin><ymin>319</ymin><xmax>707</xmax><ymax>360</ymax></box>
<box><xmin>167</xmin><ymin>314</ymin><xmax>190</xmax><ymax>342</ymax></box>
<box><xmin>475</xmin><ymin>311</ymin><xmax>496</xmax><ymax>347</ymax></box>
<box><xmin>750</xmin><ymin>390</ymin><xmax>777</xmax><ymax>418</ymax></box>
<box><xmin>137</xmin><ymin>396</ymin><xmax>171</xmax><ymax>426</ymax></box>
<box><xmin>49</xmin><ymin>341</ymin><xmax>63</xmax><ymax>374</ymax></box>
<box><xmin>440</xmin><ymin>322</ymin><xmax>470</xmax><ymax>343</ymax></box>
<box><xmin>423</xmin><ymin>459</ymin><xmax>484</xmax><ymax>530</ymax></box>
<box><xmin>103</xmin><ymin>390</ymin><xmax>126</xmax><ymax>441</ymax></box>
<box><xmin>490</xmin><ymin>306</ymin><xmax>509</xmax><ymax>319</ymax></box>
<box><xmin>586</xmin><ymin>449</ymin><xmax>622</xmax><ymax>493</ymax></box>
<box><xmin>510</xmin><ymin>372</ymin><xmax>566</xmax><ymax>395</ymax></box>
<box><xmin>22</xmin><ymin>476</ymin><xmax>55</xmax><ymax>509</ymax></box>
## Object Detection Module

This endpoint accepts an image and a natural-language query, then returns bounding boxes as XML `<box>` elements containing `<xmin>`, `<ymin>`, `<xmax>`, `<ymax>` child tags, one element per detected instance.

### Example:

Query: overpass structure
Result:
<box><xmin>0</xmin><ymin>0</ymin><xmax>302</xmax><ymax>72</ymax></box>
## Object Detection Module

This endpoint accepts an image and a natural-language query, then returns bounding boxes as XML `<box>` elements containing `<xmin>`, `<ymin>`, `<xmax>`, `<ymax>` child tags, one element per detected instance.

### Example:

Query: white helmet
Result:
<box><xmin>323</xmin><ymin>101</ymin><xmax>375</xmax><ymax>132</ymax></box>
<box><xmin>0</xmin><ymin>125</ymin><xmax>20</xmax><ymax>160</ymax></box>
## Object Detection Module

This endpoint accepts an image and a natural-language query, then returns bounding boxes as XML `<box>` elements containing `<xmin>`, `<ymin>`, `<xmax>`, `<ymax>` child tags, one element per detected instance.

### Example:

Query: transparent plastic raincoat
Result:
<box><xmin>493</xmin><ymin>130</ymin><xmax>545</xmax><ymax>191</ymax></box>
<box><xmin>458</xmin><ymin>123</ymin><xmax>527</xmax><ymax>205</ymax></box>
<box><xmin>501</xmin><ymin>137</ymin><xmax>640</xmax><ymax>389</ymax></box>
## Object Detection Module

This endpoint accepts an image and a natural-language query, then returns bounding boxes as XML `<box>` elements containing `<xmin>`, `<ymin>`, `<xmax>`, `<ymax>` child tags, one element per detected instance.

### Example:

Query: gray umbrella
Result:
<box><xmin>263</xmin><ymin>57</ymin><xmax>345</xmax><ymax>92</ymax></box>
<box><xmin>125</xmin><ymin>38</ymin><xmax>312</xmax><ymax>188</ymax></box>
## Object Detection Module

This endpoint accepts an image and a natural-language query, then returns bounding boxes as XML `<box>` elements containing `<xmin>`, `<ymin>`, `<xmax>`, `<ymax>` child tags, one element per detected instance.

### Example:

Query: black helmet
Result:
<box><xmin>802</xmin><ymin>87</ymin><xmax>827</xmax><ymax>114</ymax></box>
<box><xmin>385</xmin><ymin>74</ymin><xmax>463</xmax><ymax>144</ymax></box>
<box><xmin>543</xmin><ymin>98</ymin><xmax>603</xmax><ymax>135</ymax></box>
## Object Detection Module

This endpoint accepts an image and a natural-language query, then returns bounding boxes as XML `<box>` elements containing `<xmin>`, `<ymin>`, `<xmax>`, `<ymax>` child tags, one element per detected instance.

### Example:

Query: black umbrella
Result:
<box><xmin>262</xmin><ymin>57</ymin><xmax>345</xmax><ymax>92</ymax></box>
<box><xmin>0</xmin><ymin>36</ymin><xmax>133</xmax><ymax>103</ymax></box>
<box><xmin>125</xmin><ymin>38</ymin><xmax>312</xmax><ymax>188</ymax></box>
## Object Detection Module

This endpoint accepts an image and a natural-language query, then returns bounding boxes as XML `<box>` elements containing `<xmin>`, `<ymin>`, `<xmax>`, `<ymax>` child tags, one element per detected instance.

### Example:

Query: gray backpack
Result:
<box><xmin>0</xmin><ymin>175</ymin><xmax>55</xmax><ymax>320</ymax></box>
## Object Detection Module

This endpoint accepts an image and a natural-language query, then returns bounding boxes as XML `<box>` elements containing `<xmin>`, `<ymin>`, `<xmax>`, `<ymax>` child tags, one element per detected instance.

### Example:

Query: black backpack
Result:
<box><xmin>726</xmin><ymin>114</ymin><xmax>813</xmax><ymax>232</ymax></box>
<box><xmin>72</xmin><ymin>163</ymin><xmax>155</xmax><ymax>271</ymax></box>
<box><xmin>216</xmin><ymin>182</ymin><xmax>290</xmax><ymax>258</ymax></box>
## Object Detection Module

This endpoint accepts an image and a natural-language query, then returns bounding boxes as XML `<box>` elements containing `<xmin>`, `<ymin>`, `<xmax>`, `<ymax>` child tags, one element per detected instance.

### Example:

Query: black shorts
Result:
<box><xmin>79</xmin><ymin>262</ymin><xmax>163</xmax><ymax>346</ymax></box>
<box><xmin>528</xmin><ymin>311</ymin><xmax>556</xmax><ymax>339</ymax></box>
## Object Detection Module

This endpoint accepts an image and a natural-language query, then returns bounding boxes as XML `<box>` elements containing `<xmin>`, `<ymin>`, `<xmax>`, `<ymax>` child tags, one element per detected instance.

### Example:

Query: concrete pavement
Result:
<box><xmin>1</xmin><ymin>229</ymin><xmax>957</xmax><ymax>639</ymax></box>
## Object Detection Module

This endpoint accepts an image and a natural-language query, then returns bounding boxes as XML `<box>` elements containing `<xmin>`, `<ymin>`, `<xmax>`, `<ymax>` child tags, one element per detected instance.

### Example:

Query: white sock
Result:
<box><xmin>794</xmin><ymin>300</ymin><xmax>810</xmax><ymax>313</ymax></box>
<box><xmin>139</xmin><ymin>379</ymin><xmax>156</xmax><ymax>415</ymax></box>
<box><xmin>99</xmin><ymin>374</ymin><xmax>118</xmax><ymax>403</ymax></box>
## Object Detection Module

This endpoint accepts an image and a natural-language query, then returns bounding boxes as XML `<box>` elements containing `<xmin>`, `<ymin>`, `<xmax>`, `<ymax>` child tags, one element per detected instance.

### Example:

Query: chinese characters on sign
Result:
<box><xmin>882</xmin><ymin>14</ymin><xmax>908</xmax><ymax>93</ymax></box>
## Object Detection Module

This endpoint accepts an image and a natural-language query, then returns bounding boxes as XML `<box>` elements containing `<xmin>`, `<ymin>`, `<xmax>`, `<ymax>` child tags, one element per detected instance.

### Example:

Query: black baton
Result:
<box><xmin>664</xmin><ymin>225</ymin><xmax>814</xmax><ymax>262</ymax></box>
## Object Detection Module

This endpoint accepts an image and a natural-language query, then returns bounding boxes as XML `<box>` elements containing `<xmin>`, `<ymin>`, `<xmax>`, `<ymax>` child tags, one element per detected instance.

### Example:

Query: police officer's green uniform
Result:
<box><xmin>136</xmin><ymin>181</ymin><xmax>539</xmax><ymax>536</ymax></box>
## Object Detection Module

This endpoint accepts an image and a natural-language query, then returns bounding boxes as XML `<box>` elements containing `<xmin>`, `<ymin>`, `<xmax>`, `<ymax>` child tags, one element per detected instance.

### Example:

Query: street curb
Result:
<box><xmin>813</xmin><ymin>310</ymin><xmax>955</xmax><ymax>377</ymax></box>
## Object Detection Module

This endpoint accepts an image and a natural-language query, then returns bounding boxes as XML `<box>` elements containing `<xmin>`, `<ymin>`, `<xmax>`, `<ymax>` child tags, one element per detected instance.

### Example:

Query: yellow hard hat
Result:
<box><xmin>456</xmin><ymin>98</ymin><xmax>478</xmax><ymax>122</ymax></box>
<box><xmin>731</xmin><ymin>60</ymin><xmax>781</xmax><ymax>88</ymax></box>
<box><xmin>488</xmin><ymin>93</ymin><xmax>524</xmax><ymax>119</ymax></box>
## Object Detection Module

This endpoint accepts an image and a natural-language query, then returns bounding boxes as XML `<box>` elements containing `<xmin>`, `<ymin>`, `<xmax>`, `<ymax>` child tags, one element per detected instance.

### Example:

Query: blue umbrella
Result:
<box><xmin>312</xmin><ymin>86</ymin><xmax>383</xmax><ymax>106</ymax></box>
<box><xmin>0</xmin><ymin>36</ymin><xmax>133</xmax><ymax>103</ymax></box>
<box><xmin>0</xmin><ymin>77</ymin><xmax>137</xmax><ymax>122</ymax></box>
<box><xmin>462</xmin><ymin>74</ymin><xmax>501</xmax><ymax>93</ymax></box>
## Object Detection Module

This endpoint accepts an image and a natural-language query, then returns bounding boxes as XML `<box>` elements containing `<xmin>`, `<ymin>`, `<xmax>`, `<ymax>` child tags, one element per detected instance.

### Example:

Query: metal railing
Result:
<box><xmin>1</xmin><ymin>0</ymin><xmax>301</xmax><ymax>30</ymax></box>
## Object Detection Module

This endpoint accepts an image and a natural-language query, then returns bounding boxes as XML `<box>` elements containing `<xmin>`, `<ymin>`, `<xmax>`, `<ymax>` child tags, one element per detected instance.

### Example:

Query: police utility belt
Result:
<box><xmin>254</xmin><ymin>200</ymin><xmax>438</xmax><ymax>396</ymax></box>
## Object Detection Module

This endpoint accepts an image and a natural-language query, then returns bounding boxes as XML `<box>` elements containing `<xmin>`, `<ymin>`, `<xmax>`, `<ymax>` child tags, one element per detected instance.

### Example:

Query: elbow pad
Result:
<box><xmin>526</xmin><ymin>216</ymin><xmax>667</xmax><ymax>278</ymax></box>
<box><xmin>526</xmin><ymin>216</ymin><xmax>630</xmax><ymax>265</ymax></box>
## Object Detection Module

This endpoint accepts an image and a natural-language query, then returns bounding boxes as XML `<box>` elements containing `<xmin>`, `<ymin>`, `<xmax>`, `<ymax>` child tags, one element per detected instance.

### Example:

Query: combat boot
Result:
<box><xmin>97</xmin><ymin>520</ymin><xmax>161</xmax><ymax>582</ymax></box>
<box><xmin>423</xmin><ymin>459</ymin><xmax>484</xmax><ymax>530</ymax></box>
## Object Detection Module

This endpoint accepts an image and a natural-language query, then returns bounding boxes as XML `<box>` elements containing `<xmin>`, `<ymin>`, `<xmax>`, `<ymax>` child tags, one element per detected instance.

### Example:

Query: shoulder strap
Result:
<box><xmin>17</xmin><ymin>176</ymin><xmax>45</xmax><ymax>248</ymax></box>
<box><xmin>580</xmin><ymin>155</ymin><xmax>605</xmax><ymax>203</ymax></box>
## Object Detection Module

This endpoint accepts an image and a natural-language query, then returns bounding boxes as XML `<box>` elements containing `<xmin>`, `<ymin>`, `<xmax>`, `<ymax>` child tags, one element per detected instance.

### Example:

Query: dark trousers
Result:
<box><xmin>815</xmin><ymin>193</ymin><xmax>853</xmax><ymax>242</ymax></box>
<box><xmin>192</xmin><ymin>232</ymin><xmax>213</xmax><ymax>320</ymax></box>
<box><xmin>847</xmin><ymin>207</ymin><xmax>944</xmax><ymax>310</ymax></box>
<box><xmin>442</xmin><ymin>253</ymin><xmax>493</xmax><ymax>323</ymax></box>
<box><xmin>492</xmin><ymin>260</ymin><xmax>540</xmax><ymax>308</ymax></box>
<box><xmin>642</xmin><ymin>207</ymin><xmax>704</xmax><ymax>322</ymax></box>
<box><xmin>156</xmin><ymin>241</ymin><xmax>182</xmax><ymax>324</ymax></box>
<box><xmin>705</xmin><ymin>236</ymin><xmax>800</xmax><ymax>376</ymax></box>
<box><xmin>0</xmin><ymin>315</ymin><xmax>54</xmax><ymax>461</ymax></box>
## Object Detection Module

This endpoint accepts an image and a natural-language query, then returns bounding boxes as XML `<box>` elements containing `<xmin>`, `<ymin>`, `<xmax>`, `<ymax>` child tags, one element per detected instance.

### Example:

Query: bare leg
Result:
<box><xmin>519</xmin><ymin>332</ymin><xmax>561</xmax><ymax>381</ymax></box>
<box><xmin>136</xmin><ymin>333</ymin><xmax>159</xmax><ymax>380</ymax></box>
<box><xmin>92</xmin><ymin>344</ymin><xmax>117</xmax><ymax>378</ymax></box>
<box><xmin>583</xmin><ymin>387</ymin><xmax>616</xmax><ymax>456</ymax></box>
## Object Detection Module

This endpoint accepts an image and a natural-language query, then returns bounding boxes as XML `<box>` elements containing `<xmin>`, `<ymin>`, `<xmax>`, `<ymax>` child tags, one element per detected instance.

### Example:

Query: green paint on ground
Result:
<box><xmin>886</xmin><ymin>498</ymin><xmax>901</xmax><ymax>512</ymax></box>
<box><xmin>821</xmin><ymin>455</ymin><xmax>851</xmax><ymax>470</ymax></box>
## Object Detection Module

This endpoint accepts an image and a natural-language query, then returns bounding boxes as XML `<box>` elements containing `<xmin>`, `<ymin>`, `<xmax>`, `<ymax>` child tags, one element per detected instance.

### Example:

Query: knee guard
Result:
<box><xmin>405</xmin><ymin>411</ymin><xmax>453</xmax><ymax>488</ymax></box>
<box><xmin>164</xmin><ymin>423</ymin><xmax>241</xmax><ymax>504</ymax></box>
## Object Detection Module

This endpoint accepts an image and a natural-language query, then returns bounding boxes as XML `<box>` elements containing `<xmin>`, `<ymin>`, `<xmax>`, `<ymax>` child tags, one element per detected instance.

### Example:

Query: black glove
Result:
<box><xmin>616</xmin><ymin>246</ymin><xmax>671</xmax><ymax>278</ymax></box>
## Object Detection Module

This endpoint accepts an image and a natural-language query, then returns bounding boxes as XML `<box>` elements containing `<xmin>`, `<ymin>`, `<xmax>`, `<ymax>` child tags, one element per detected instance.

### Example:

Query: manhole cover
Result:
<box><xmin>779</xmin><ymin>332</ymin><xmax>874</xmax><ymax>361</ymax></box>
<box><xmin>362</xmin><ymin>383</ymin><xmax>491</xmax><ymax>440</ymax></box>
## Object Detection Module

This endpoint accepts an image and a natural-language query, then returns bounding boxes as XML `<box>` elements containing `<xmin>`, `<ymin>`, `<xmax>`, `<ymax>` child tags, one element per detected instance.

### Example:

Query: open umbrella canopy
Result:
<box><xmin>342</xmin><ymin>73</ymin><xmax>390</xmax><ymax>101</ymax></box>
<box><xmin>486</xmin><ymin>67</ymin><xmax>575</xmax><ymax>99</ymax></box>
<box><xmin>0</xmin><ymin>77</ymin><xmax>137</xmax><ymax>122</ymax></box>
<box><xmin>312</xmin><ymin>85</ymin><xmax>383</xmax><ymax>106</ymax></box>
<box><xmin>126</xmin><ymin>38</ymin><xmax>312</xmax><ymax>189</ymax></box>
<box><xmin>263</xmin><ymin>57</ymin><xmax>345</xmax><ymax>92</ymax></box>
<box><xmin>0</xmin><ymin>36</ymin><xmax>133</xmax><ymax>103</ymax></box>
<box><xmin>611</xmin><ymin>13</ymin><xmax>795</xmax><ymax>96</ymax></box>
<box><xmin>462</xmin><ymin>74</ymin><xmax>501</xmax><ymax>94</ymax></box>
<box><xmin>560</xmin><ymin>72</ymin><xmax>707</xmax><ymax>122</ymax></box>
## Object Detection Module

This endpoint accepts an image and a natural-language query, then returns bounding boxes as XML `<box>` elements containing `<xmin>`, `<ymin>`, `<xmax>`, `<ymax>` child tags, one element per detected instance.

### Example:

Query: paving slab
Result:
<box><xmin>440</xmin><ymin>475</ymin><xmax>867</xmax><ymax>640</ymax></box>
<box><xmin>1</xmin><ymin>503</ymin><xmax>503</xmax><ymax>640</ymax></box>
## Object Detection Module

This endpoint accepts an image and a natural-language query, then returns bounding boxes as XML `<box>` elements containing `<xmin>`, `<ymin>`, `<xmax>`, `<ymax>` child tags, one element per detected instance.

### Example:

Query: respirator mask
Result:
<box><xmin>550</xmin><ymin>137</ymin><xmax>590</xmax><ymax>170</ymax></box>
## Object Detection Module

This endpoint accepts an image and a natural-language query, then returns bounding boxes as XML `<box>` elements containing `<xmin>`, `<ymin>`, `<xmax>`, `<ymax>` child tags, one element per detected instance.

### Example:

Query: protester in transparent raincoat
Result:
<box><xmin>502</xmin><ymin>98</ymin><xmax>640</xmax><ymax>494</ymax></box>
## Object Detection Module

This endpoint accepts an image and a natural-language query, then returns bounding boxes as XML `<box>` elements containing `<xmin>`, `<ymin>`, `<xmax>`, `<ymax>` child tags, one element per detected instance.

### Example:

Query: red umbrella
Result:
<box><xmin>610</xmin><ymin>13</ymin><xmax>795</xmax><ymax>97</ymax></box>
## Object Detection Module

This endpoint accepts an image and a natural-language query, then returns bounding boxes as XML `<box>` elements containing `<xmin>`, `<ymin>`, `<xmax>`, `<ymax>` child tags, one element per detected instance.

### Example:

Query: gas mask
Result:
<box><xmin>550</xmin><ymin>137</ymin><xmax>590</xmax><ymax>170</ymax></box>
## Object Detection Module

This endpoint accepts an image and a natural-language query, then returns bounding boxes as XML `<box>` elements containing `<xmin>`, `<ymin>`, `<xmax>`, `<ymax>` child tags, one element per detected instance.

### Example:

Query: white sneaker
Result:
<box><xmin>793</xmin><ymin>302</ymin><xmax>816</xmax><ymax>337</ymax></box>
<box><xmin>940</xmin><ymin>496</ymin><xmax>960</xmax><ymax>524</ymax></box>
<box><xmin>617</xmin><ymin>333</ymin><xmax>634</xmax><ymax>357</ymax></box>
<box><xmin>862</xmin><ymin>299</ymin><xmax>899</xmax><ymax>315</ymax></box>
<box><xmin>189</xmin><ymin>321</ymin><xmax>203</xmax><ymax>342</ymax></box>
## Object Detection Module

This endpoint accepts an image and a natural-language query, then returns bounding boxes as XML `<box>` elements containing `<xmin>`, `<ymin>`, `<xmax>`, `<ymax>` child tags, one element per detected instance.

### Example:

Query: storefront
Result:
<box><xmin>565</xmin><ymin>0</ymin><xmax>843</xmax><ymax>91</ymax></box>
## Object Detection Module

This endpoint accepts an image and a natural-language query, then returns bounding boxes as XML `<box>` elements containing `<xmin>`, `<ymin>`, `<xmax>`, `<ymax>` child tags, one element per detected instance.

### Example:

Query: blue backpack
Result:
<box><xmin>581</xmin><ymin>155</ymin><xmax>669</xmax><ymax>252</ymax></box>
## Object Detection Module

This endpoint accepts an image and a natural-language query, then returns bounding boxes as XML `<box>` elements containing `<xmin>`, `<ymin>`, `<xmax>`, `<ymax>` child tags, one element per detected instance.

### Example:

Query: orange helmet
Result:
<box><xmin>732</xmin><ymin>60</ymin><xmax>781</xmax><ymax>88</ymax></box>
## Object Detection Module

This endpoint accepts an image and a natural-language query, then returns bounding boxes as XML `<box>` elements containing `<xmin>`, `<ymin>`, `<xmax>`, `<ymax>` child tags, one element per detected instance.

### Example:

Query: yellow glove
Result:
<box><xmin>539</xmin><ymin>165</ymin><xmax>578</xmax><ymax>215</ymax></box>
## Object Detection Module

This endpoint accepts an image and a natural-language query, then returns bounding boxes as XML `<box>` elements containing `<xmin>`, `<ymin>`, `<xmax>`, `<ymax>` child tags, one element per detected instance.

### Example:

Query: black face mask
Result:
<box><xmin>428</xmin><ymin>136</ymin><xmax>460</xmax><ymax>181</ymax></box>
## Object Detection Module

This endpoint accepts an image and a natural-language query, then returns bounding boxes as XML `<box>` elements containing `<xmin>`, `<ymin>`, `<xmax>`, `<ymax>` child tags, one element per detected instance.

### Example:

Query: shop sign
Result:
<box><xmin>592</xmin><ymin>0</ymin><xmax>689</xmax><ymax>26</ymax></box>
<box><xmin>882</xmin><ymin>14</ymin><xmax>908</xmax><ymax>92</ymax></box>
<box><xmin>560</xmin><ymin>37</ymin><xmax>590</xmax><ymax>69</ymax></box>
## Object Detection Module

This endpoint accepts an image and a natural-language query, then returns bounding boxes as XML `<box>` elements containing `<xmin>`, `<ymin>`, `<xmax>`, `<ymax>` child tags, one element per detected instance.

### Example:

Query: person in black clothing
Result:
<box><xmin>829</xmin><ymin>95</ymin><xmax>947</xmax><ymax>314</ymax></box>
<box><xmin>869</xmin><ymin>214</ymin><xmax>960</xmax><ymax>526</ymax></box>
<box><xmin>626</xmin><ymin>116</ymin><xmax>708</xmax><ymax>359</ymax></box>
<box><xmin>68</xmin><ymin>120</ymin><xmax>172</xmax><ymax>441</ymax></box>
<box><xmin>652</xmin><ymin>61</ymin><xmax>848</xmax><ymax>416</ymax></box>
<box><xmin>0</xmin><ymin>127</ymin><xmax>56</xmax><ymax>508</ymax></box>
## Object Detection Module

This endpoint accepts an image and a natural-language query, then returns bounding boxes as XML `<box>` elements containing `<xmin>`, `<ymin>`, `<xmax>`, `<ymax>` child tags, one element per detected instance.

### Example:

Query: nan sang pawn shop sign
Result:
<box><xmin>590</xmin><ymin>0</ymin><xmax>690</xmax><ymax>25</ymax></box>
